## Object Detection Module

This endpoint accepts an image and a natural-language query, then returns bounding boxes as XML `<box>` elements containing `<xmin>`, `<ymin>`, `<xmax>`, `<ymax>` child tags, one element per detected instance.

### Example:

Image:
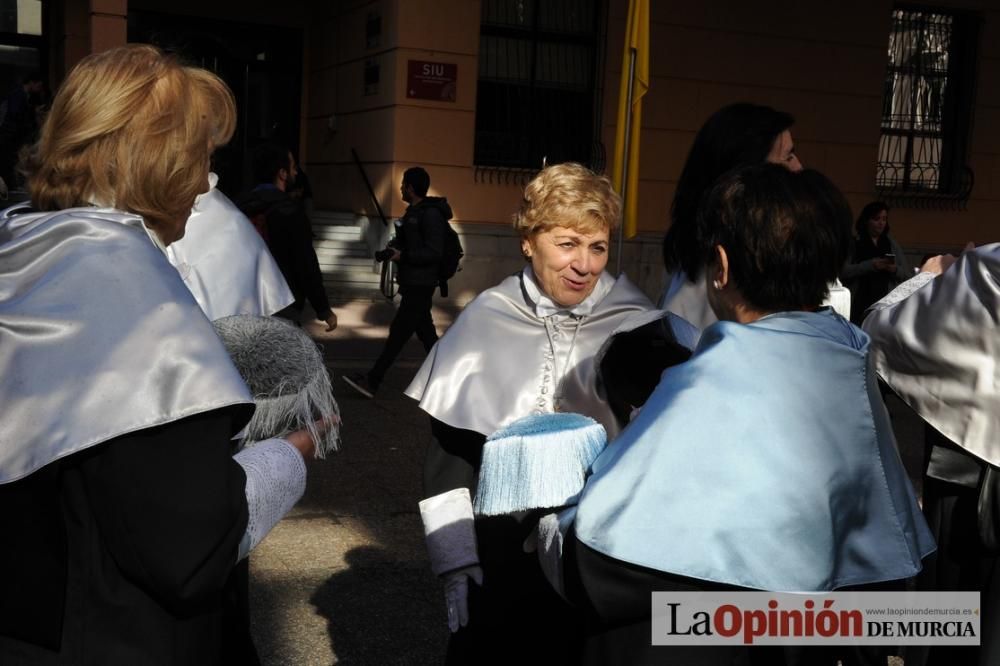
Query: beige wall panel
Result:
<box><xmin>306</xmin><ymin>107</ymin><xmax>396</xmax><ymax>165</ymax></box>
<box><xmin>973</xmin><ymin>105</ymin><xmax>1000</xmax><ymax>155</ymax></box>
<box><xmin>969</xmin><ymin>152</ymin><xmax>999</xmax><ymax>201</ymax></box>
<box><xmin>632</xmin><ymin>78</ymin><xmax>705</xmax><ymax>131</ymax></box>
<box><xmin>393</xmin><ymin>50</ymin><xmax>477</xmax><ymax>111</ymax></box>
<box><xmin>392</xmin><ymin>106</ymin><xmax>475</xmax><ymax>166</ymax></box>
<box><xmin>978</xmin><ymin>57</ymin><xmax>1000</xmax><ymax>109</ymax></box>
<box><xmin>818</xmin><ymin>143</ymin><xmax>880</xmax><ymax>197</ymax></box>
<box><xmin>310</xmin><ymin>162</ymin><xmax>397</xmax><ymax>215</ymax></box>
<box><xmin>649</xmin><ymin>24</ymin><xmax>885</xmax><ymax>98</ymax></box>
<box><xmin>636</xmin><ymin>127</ymin><xmax>697</xmax><ymax>182</ymax></box>
<box><xmin>335</xmin><ymin>54</ymin><xmax>398</xmax><ymax>114</ymax></box>
<box><xmin>606</xmin><ymin>0</ymin><xmax>891</xmax><ymax>49</ymax></box>
<box><xmin>634</xmin><ymin>179</ymin><xmax>674</xmax><ymax>235</ymax></box>
<box><xmin>396</xmin><ymin>0</ymin><xmax>481</xmax><ymax>55</ymax></box>
<box><xmin>91</xmin><ymin>0</ymin><xmax>126</xmax><ymax>14</ymax></box>
<box><xmin>335</xmin><ymin>0</ymin><xmax>398</xmax><ymax>64</ymax></box>
<box><xmin>90</xmin><ymin>14</ymin><xmax>125</xmax><ymax>53</ymax></box>
<box><xmin>308</xmin><ymin>66</ymin><xmax>337</xmax><ymax>117</ymax></box>
<box><xmin>312</xmin><ymin>18</ymin><xmax>339</xmax><ymax>70</ymax></box>
<box><xmin>128</xmin><ymin>0</ymin><xmax>307</xmax><ymax>25</ymax></box>
<box><xmin>397</xmin><ymin>165</ymin><xmax>523</xmax><ymax>224</ymax></box>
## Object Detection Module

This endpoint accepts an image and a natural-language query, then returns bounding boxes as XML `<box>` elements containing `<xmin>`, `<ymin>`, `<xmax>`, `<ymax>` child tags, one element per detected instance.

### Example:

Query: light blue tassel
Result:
<box><xmin>474</xmin><ymin>413</ymin><xmax>607</xmax><ymax>516</ymax></box>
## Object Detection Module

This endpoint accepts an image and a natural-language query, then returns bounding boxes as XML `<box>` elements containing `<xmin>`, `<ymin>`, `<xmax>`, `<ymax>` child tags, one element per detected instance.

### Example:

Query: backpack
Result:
<box><xmin>439</xmin><ymin>222</ymin><xmax>464</xmax><ymax>296</ymax></box>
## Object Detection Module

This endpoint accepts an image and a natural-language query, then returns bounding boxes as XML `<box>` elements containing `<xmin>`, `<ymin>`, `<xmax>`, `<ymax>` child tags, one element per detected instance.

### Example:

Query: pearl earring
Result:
<box><xmin>712</xmin><ymin>279</ymin><xmax>723</xmax><ymax>290</ymax></box>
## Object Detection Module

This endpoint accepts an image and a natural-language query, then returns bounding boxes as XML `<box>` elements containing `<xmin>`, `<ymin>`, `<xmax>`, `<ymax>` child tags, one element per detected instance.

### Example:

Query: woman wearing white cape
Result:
<box><xmin>0</xmin><ymin>46</ymin><xmax>323</xmax><ymax>663</ymax></box>
<box><xmin>408</xmin><ymin>163</ymin><xmax>694</xmax><ymax>664</ymax></box>
<box><xmin>864</xmin><ymin>244</ymin><xmax>1000</xmax><ymax>666</ymax></box>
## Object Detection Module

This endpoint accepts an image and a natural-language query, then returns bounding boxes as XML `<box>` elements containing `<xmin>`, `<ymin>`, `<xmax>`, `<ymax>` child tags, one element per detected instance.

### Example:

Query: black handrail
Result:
<box><xmin>351</xmin><ymin>147</ymin><xmax>389</xmax><ymax>226</ymax></box>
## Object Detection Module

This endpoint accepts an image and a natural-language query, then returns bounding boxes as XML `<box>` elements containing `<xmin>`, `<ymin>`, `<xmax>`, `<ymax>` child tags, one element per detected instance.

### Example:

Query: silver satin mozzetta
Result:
<box><xmin>0</xmin><ymin>207</ymin><xmax>253</xmax><ymax>484</ymax></box>
<box><xmin>167</xmin><ymin>173</ymin><xmax>293</xmax><ymax>320</ymax></box>
<box><xmin>405</xmin><ymin>267</ymin><xmax>656</xmax><ymax>439</ymax></box>
<box><xmin>864</xmin><ymin>245</ymin><xmax>1000</xmax><ymax>467</ymax></box>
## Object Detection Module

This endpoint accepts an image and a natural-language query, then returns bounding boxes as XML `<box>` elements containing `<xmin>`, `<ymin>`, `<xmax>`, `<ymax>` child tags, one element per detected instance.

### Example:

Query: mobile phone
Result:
<box><xmin>883</xmin><ymin>253</ymin><xmax>895</xmax><ymax>259</ymax></box>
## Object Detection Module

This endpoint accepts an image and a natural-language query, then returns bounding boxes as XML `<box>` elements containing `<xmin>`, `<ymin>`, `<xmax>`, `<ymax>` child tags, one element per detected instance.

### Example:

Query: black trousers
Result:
<box><xmin>370</xmin><ymin>283</ymin><xmax>438</xmax><ymax>384</ymax></box>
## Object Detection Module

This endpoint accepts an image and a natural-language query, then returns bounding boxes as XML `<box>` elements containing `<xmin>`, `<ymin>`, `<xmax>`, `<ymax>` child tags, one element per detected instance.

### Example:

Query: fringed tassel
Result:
<box><xmin>474</xmin><ymin>413</ymin><xmax>606</xmax><ymax>516</ymax></box>
<box><xmin>213</xmin><ymin>315</ymin><xmax>341</xmax><ymax>457</ymax></box>
<box><xmin>246</xmin><ymin>368</ymin><xmax>341</xmax><ymax>457</ymax></box>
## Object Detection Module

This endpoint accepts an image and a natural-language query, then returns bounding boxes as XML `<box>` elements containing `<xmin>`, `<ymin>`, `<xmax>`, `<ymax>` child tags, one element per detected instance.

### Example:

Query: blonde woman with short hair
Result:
<box><xmin>0</xmin><ymin>45</ymin><xmax>322</xmax><ymax>663</ymax></box>
<box><xmin>407</xmin><ymin>162</ymin><xmax>696</xmax><ymax>663</ymax></box>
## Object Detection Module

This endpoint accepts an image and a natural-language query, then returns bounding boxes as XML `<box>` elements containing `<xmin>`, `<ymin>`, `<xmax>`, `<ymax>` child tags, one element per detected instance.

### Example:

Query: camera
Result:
<box><xmin>374</xmin><ymin>247</ymin><xmax>395</xmax><ymax>262</ymax></box>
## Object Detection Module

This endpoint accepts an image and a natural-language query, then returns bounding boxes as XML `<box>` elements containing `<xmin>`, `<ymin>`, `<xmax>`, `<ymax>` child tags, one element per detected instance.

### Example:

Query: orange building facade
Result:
<box><xmin>24</xmin><ymin>0</ymin><xmax>1000</xmax><ymax>301</ymax></box>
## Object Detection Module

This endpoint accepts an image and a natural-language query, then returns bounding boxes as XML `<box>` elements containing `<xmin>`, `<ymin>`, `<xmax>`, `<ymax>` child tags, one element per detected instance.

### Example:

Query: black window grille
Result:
<box><xmin>474</xmin><ymin>0</ymin><xmax>604</xmax><ymax>173</ymax></box>
<box><xmin>877</xmin><ymin>6</ymin><xmax>979</xmax><ymax>206</ymax></box>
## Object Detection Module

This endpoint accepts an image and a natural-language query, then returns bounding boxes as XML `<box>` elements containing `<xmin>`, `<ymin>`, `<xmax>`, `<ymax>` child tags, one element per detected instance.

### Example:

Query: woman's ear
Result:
<box><xmin>712</xmin><ymin>245</ymin><xmax>730</xmax><ymax>290</ymax></box>
<box><xmin>521</xmin><ymin>237</ymin><xmax>532</xmax><ymax>259</ymax></box>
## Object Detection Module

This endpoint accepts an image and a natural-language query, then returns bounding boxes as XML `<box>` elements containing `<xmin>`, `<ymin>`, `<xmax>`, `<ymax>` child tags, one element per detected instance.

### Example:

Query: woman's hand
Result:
<box><xmin>284</xmin><ymin>416</ymin><xmax>339</xmax><ymax>459</ymax></box>
<box><xmin>920</xmin><ymin>254</ymin><xmax>957</xmax><ymax>276</ymax></box>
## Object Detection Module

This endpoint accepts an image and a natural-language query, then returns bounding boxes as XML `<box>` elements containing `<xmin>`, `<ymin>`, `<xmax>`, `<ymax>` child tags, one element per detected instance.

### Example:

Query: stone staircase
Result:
<box><xmin>310</xmin><ymin>210</ymin><xmax>384</xmax><ymax>302</ymax></box>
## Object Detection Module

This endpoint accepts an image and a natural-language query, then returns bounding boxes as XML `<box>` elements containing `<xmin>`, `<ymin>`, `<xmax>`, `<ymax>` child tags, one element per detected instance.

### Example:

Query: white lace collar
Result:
<box><xmin>521</xmin><ymin>265</ymin><xmax>615</xmax><ymax>318</ymax></box>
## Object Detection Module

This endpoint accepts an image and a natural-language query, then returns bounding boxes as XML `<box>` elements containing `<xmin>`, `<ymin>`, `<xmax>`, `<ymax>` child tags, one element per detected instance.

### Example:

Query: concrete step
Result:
<box><xmin>313</xmin><ymin>226</ymin><xmax>365</xmax><ymax>241</ymax></box>
<box><xmin>318</xmin><ymin>265</ymin><xmax>378</xmax><ymax>279</ymax></box>
<box><xmin>315</xmin><ymin>255</ymin><xmax>377</xmax><ymax>269</ymax></box>
<box><xmin>311</xmin><ymin>210</ymin><xmax>364</xmax><ymax>226</ymax></box>
<box><xmin>313</xmin><ymin>240</ymin><xmax>372</xmax><ymax>259</ymax></box>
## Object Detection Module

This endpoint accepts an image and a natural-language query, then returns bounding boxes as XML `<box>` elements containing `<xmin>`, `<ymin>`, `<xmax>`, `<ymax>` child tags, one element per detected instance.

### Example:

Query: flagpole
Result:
<box><xmin>615</xmin><ymin>48</ymin><xmax>637</xmax><ymax>276</ymax></box>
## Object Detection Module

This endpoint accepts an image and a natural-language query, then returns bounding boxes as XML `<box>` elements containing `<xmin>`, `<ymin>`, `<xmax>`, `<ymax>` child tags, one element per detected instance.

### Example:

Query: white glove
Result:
<box><xmin>443</xmin><ymin>564</ymin><xmax>483</xmax><ymax>632</ymax></box>
<box><xmin>419</xmin><ymin>489</ymin><xmax>482</xmax><ymax>631</ymax></box>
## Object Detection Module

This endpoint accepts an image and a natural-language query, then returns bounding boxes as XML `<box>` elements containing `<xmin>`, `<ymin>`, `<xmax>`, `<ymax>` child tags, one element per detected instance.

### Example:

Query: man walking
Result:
<box><xmin>237</xmin><ymin>141</ymin><xmax>337</xmax><ymax>331</ymax></box>
<box><xmin>344</xmin><ymin>166</ymin><xmax>451</xmax><ymax>398</ymax></box>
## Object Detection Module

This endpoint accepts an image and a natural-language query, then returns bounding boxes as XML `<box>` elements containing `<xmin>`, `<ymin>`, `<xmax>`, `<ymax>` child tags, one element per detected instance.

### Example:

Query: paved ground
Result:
<box><xmin>247</xmin><ymin>299</ymin><xmax>927</xmax><ymax>665</ymax></box>
<box><xmin>249</xmin><ymin>299</ymin><xmax>458</xmax><ymax>666</ymax></box>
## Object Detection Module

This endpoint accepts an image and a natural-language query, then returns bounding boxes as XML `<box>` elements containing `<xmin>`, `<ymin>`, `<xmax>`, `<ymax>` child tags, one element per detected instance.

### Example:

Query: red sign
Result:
<box><xmin>407</xmin><ymin>60</ymin><xmax>457</xmax><ymax>102</ymax></box>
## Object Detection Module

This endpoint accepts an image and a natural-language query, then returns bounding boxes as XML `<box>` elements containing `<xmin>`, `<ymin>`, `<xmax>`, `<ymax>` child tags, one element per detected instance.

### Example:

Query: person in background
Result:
<box><xmin>343</xmin><ymin>166</ymin><xmax>451</xmax><ymax>399</ymax></box>
<box><xmin>238</xmin><ymin>140</ymin><xmax>338</xmax><ymax>331</ymax></box>
<box><xmin>841</xmin><ymin>201</ymin><xmax>911</xmax><ymax>324</ymax></box>
<box><xmin>0</xmin><ymin>45</ymin><xmax>322</xmax><ymax>664</ymax></box>
<box><xmin>659</xmin><ymin>103</ymin><xmax>803</xmax><ymax>330</ymax></box>
<box><xmin>165</xmin><ymin>170</ymin><xmax>294</xmax><ymax>320</ymax></box>
<box><xmin>864</xmin><ymin>243</ymin><xmax>997</xmax><ymax>666</ymax></box>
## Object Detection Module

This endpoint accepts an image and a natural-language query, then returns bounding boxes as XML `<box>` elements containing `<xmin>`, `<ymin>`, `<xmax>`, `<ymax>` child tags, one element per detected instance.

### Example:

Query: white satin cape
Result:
<box><xmin>0</xmin><ymin>206</ymin><xmax>253</xmax><ymax>483</ymax></box>
<box><xmin>166</xmin><ymin>173</ymin><xmax>293</xmax><ymax>320</ymax></box>
<box><xmin>864</xmin><ymin>245</ymin><xmax>1000</xmax><ymax>467</ymax></box>
<box><xmin>405</xmin><ymin>268</ymin><xmax>677</xmax><ymax>440</ymax></box>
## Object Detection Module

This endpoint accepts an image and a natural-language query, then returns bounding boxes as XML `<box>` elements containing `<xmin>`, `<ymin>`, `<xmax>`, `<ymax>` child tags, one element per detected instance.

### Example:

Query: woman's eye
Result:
<box><xmin>592</xmin><ymin>246</ymin><xmax>607</xmax><ymax>254</ymax></box>
<box><xmin>559</xmin><ymin>242</ymin><xmax>575</xmax><ymax>248</ymax></box>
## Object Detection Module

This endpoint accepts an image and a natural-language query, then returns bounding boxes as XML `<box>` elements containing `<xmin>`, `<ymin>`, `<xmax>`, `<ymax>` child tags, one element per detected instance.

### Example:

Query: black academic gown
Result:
<box><xmin>0</xmin><ymin>406</ymin><xmax>257</xmax><ymax>666</ymax></box>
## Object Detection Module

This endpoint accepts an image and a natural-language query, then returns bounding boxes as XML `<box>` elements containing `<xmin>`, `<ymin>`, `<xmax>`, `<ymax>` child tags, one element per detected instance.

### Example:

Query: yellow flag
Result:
<box><xmin>611</xmin><ymin>0</ymin><xmax>649</xmax><ymax>240</ymax></box>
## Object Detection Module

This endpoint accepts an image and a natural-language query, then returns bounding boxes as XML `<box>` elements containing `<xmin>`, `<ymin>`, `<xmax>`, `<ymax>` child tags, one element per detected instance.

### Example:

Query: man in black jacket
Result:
<box><xmin>237</xmin><ymin>142</ymin><xmax>337</xmax><ymax>331</ymax></box>
<box><xmin>344</xmin><ymin>166</ymin><xmax>451</xmax><ymax>398</ymax></box>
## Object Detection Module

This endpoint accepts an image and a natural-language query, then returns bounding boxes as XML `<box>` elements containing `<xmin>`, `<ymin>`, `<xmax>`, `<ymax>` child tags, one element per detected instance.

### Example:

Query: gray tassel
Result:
<box><xmin>474</xmin><ymin>413</ymin><xmax>606</xmax><ymax>516</ymax></box>
<box><xmin>213</xmin><ymin>315</ymin><xmax>340</xmax><ymax>457</ymax></box>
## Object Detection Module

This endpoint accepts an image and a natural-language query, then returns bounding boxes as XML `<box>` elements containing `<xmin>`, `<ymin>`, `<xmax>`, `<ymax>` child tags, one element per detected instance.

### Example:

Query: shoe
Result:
<box><xmin>343</xmin><ymin>372</ymin><xmax>377</xmax><ymax>399</ymax></box>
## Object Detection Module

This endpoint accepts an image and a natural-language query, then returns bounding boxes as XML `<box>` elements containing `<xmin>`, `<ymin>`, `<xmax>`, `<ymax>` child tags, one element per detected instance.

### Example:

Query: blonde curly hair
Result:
<box><xmin>22</xmin><ymin>44</ymin><xmax>236</xmax><ymax>240</ymax></box>
<box><xmin>513</xmin><ymin>162</ymin><xmax>622</xmax><ymax>238</ymax></box>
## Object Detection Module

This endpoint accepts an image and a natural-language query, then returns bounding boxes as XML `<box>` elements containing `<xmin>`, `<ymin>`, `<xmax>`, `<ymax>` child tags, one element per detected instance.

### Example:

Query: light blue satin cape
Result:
<box><xmin>574</xmin><ymin>309</ymin><xmax>935</xmax><ymax>591</ymax></box>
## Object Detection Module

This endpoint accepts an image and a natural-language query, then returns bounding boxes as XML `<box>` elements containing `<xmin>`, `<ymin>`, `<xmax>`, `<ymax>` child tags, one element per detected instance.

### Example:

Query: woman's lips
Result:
<box><xmin>562</xmin><ymin>276</ymin><xmax>590</xmax><ymax>291</ymax></box>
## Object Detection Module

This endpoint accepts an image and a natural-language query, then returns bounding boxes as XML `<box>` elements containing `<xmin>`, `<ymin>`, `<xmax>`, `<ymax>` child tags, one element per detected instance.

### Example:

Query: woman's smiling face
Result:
<box><xmin>522</xmin><ymin>225</ymin><xmax>610</xmax><ymax>307</ymax></box>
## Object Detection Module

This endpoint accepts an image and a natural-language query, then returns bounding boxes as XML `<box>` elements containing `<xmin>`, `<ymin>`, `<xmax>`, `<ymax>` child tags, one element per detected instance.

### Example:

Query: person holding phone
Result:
<box><xmin>841</xmin><ymin>201</ymin><xmax>911</xmax><ymax>324</ymax></box>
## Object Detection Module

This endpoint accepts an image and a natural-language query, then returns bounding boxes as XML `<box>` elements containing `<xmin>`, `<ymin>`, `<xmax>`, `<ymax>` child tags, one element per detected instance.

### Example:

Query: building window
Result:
<box><xmin>876</xmin><ymin>6</ymin><xmax>979</xmax><ymax>205</ymax></box>
<box><xmin>474</xmin><ymin>0</ymin><xmax>603</xmax><ymax>172</ymax></box>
